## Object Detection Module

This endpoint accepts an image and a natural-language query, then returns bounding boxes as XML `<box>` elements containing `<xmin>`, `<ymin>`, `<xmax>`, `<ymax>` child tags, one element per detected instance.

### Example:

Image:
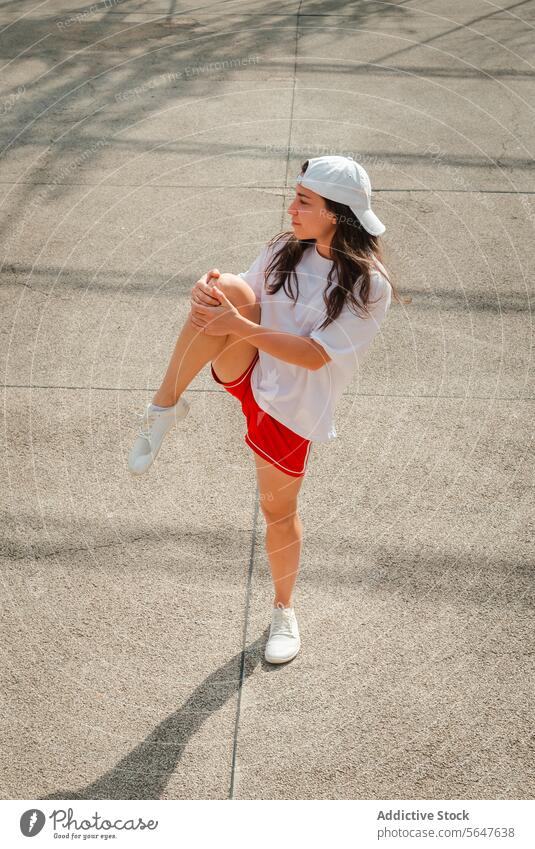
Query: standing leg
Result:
<box><xmin>253</xmin><ymin>452</ymin><xmax>306</xmax><ymax>608</ymax></box>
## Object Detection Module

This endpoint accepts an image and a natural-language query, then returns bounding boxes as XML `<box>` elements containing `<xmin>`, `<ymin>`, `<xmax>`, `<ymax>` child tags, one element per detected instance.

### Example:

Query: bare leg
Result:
<box><xmin>253</xmin><ymin>452</ymin><xmax>305</xmax><ymax>608</ymax></box>
<box><xmin>152</xmin><ymin>314</ymin><xmax>228</xmax><ymax>407</ymax></box>
<box><xmin>152</xmin><ymin>273</ymin><xmax>259</xmax><ymax>407</ymax></box>
<box><xmin>266</xmin><ymin>513</ymin><xmax>304</xmax><ymax>608</ymax></box>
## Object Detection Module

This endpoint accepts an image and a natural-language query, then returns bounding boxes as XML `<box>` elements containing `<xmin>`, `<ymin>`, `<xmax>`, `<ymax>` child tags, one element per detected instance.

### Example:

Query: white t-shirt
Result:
<box><xmin>238</xmin><ymin>237</ymin><xmax>392</xmax><ymax>443</ymax></box>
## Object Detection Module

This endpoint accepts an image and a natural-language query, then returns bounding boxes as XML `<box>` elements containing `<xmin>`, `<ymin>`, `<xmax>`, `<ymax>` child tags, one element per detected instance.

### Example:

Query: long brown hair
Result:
<box><xmin>263</xmin><ymin>159</ymin><xmax>410</xmax><ymax>331</ymax></box>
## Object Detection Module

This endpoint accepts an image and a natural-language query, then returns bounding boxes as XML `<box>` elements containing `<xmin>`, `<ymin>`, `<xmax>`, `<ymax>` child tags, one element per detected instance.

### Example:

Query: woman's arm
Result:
<box><xmin>189</xmin><ymin>284</ymin><xmax>331</xmax><ymax>370</ymax></box>
<box><xmin>233</xmin><ymin>315</ymin><xmax>331</xmax><ymax>371</ymax></box>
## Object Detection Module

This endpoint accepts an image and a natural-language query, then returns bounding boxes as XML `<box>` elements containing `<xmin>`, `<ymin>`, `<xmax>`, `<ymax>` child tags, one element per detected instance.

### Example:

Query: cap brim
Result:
<box><xmin>355</xmin><ymin>207</ymin><xmax>386</xmax><ymax>236</ymax></box>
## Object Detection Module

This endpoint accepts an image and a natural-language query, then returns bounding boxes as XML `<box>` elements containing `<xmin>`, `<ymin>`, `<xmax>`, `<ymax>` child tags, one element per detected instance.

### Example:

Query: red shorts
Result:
<box><xmin>211</xmin><ymin>352</ymin><xmax>312</xmax><ymax>478</ymax></box>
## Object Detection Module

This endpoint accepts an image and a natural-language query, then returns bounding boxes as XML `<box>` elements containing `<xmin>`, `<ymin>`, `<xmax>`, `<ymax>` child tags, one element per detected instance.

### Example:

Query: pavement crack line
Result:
<box><xmin>228</xmin><ymin>489</ymin><xmax>261</xmax><ymax>801</ymax></box>
<box><xmin>227</xmin><ymin>0</ymin><xmax>304</xmax><ymax>802</ymax></box>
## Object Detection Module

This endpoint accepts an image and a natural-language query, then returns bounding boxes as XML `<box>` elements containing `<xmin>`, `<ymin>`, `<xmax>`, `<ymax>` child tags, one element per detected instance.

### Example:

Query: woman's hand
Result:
<box><xmin>190</xmin><ymin>268</ymin><xmax>221</xmax><ymax>308</ymax></box>
<box><xmin>189</xmin><ymin>285</ymin><xmax>243</xmax><ymax>336</ymax></box>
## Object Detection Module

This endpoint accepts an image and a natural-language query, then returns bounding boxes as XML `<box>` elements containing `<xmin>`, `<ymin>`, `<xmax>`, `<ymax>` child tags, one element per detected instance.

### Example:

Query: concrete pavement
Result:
<box><xmin>1</xmin><ymin>0</ymin><xmax>533</xmax><ymax>800</ymax></box>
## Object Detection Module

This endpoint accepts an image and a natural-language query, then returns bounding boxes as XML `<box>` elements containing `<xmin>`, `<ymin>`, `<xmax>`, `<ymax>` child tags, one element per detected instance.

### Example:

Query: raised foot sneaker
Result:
<box><xmin>127</xmin><ymin>396</ymin><xmax>190</xmax><ymax>475</ymax></box>
<box><xmin>264</xmin><ymin>602</ymin><xmax>301</xmax><ymax>664</ymax></box>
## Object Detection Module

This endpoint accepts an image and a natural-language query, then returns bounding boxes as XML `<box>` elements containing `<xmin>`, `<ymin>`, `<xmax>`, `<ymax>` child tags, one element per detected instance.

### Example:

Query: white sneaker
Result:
<box><xmin>264</xmin><ymin>602</ymin><xmax>301</xmax><ymax>664</ymax></box>
<box><xmin>127</xmin><ymin>396</ymin><xmax>190</xmax><ymax>475</ymax></box>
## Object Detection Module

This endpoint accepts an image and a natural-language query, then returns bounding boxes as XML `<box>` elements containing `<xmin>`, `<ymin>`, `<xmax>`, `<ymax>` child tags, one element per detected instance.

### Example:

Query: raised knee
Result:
<box><xmin>216</xmin><ymin>273</ymin><xmax>256</xmax><ymax>307</ymax></box>
<box><xmin>213</xmin><ymin>273</ymin><xmax>260</xmax><ymax>324</ymax></box>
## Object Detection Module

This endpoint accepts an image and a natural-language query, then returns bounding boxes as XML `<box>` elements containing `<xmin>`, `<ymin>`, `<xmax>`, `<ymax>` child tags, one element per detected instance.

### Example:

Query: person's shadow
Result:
<box><xmin>44</xmin><ymin>632</ymin><xmax>272</xmax><ymax>800</ymax></box>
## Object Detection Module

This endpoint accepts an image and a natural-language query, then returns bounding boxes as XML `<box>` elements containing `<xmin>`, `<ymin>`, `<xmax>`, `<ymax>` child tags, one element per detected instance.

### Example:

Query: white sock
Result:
<box><xmin>149</xmin><ymin>401</ymin><xmax>174</xmax><ymax>411</ymax></box>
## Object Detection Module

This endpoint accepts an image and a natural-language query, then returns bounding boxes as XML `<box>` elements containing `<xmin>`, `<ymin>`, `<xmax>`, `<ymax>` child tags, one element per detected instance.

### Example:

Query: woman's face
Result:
<box><xmin>287</xmin><ymin>183</ymin><xmax>337</xmax><ymax>242</ymax></box>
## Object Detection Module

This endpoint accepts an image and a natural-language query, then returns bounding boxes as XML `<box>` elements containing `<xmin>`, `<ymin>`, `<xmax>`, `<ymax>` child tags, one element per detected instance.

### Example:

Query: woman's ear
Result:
<box><xmin>322</xmin><ymin>207</ymin><xmax>337</xmax><ymax>226</ymax></box>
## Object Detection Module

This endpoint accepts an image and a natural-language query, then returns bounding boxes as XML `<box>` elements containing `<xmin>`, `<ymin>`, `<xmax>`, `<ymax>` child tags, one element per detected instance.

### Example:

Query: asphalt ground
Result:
<box><xmin>1</xmin><ymin>0</ymin><xmax>533</xmax><ymax>800</ymax></box>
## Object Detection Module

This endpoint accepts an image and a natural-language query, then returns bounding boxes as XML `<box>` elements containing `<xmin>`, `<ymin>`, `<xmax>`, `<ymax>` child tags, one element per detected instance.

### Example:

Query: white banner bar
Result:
<box><xmin>2</xmin><ymin>799</ymin><xmax>534</xmax><ymax>847</ymax></box>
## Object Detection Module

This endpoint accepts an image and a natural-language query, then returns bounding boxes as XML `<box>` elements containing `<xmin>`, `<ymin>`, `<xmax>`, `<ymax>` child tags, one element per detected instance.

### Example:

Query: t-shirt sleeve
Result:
<box><xmin>237</xmin><ymin>245</ymin><xmax>271</xmax><ymax>303</ymax></box>
<box><xmin>309</xmin><ymin>272</ymin><xmax>392</xmax><ymax>369</ymax></box>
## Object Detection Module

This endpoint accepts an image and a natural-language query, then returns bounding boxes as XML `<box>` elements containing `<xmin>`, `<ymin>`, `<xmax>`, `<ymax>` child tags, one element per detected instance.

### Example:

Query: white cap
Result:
<box><xmin>296</xmin><ymin>155</ymin><xmax>385</xmax><ymax>236</ymax></box>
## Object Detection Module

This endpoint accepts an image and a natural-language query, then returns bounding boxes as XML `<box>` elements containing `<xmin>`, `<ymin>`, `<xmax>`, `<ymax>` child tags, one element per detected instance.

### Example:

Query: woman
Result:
<box><xmin>128</xmin><ymin>155</ymin><xmax>407</xmax><ymax>665</ymax></box>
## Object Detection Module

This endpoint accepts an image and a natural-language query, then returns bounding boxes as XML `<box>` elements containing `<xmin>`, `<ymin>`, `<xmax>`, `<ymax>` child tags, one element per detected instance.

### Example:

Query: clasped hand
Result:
<box><xmin>189</xmin><ymin>269</ymin><xmax>242</xmax><ymax>336</ymax></box>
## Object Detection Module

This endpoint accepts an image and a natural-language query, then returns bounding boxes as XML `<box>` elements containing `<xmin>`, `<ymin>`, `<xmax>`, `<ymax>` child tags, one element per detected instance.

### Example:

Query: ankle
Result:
<box><xmin>152</xmin><ymin>393</ymin><xmax>180</xmax><ymax>407</ymax></box>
